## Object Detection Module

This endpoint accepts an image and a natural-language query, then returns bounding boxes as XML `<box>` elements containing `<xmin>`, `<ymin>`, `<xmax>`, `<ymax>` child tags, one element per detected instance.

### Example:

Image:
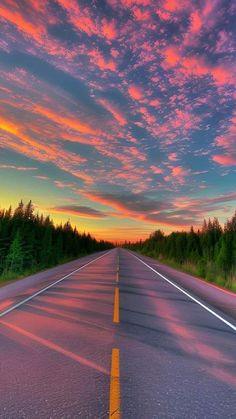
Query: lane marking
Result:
<box><xmin>113</xmin><ymin>287</ymin><xmax>120</xmax><ymax>323</ymax></box>
<box><xmin>109</xmin><ymin>348</ymin><xmax>120</xmax><ymax>419</ymax></box>
<box><xmin>116</xmin><ymin>255</ymin><xmax>119</xmax><ymax>283</ymax></box>
<box><xmin>0</xmin><ymin>320</ymin><xmax>108</xmax><ymax>374</ymax></box>
<box><xmin>131</xmin><ymin>253</ymin><xmax>236</xmax><ymax>332</ymax></box>
<box><xmin>0</xmin><ymin>250</ymin><xmax>114</xmax><ymax>319</ymax></box>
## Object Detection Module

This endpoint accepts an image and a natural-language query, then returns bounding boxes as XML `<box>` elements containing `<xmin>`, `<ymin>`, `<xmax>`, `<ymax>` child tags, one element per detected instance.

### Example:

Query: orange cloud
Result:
<box><xmin>34</xmin><ymin>105</ymin><xmax>97</xmax><ymax>135</ymax></box>
<box><xmin>211</xmin><ymin>67</ymin><xmax>234</xmax><ymax>85</ymax></box>
<box><xmin>81</xmin><ymin>190</ymin><xmax>191</xmax><ymax>229</ymax></box>
<box><xmin>0</xmin><ymin>3</ymin><xmax>45</xmax><ymax>43</ymax></box>
<box><xmin>58</xmin><ymin>0</ymin><xmax>117</xmax><ymax>43</ymax></box>
<box><xmin>0</xmin><ymin>115</ymin><xmax>92</xmax><ymax>183</ymax></box>
<box><xmin>179</xmin><ymin>54</ymin><xmax>235</xmax><ymax>86</ymax></box>
<box><xmin>181</xmin><ymin>56</ymin><xmax>208</xmax><ymax>76</ymax></box>
<box><xmin>163</xmin><ymin>47</ymin><xmax>180</xmax><ymax>67</ymax></box>
<box><xmin>57</xmin><ymin>0</ymin><xmax>97</xmax><ymax>36</ymax></box>
<box><xmin>99</xmin><ymin>99</ymin><xmax>127</xmax><ymax>126</ymax></box>
<box><xmin>88</xmin><ymin>49</ymin><xmax>117</xmax><ymax>71</ymax></box>
<box><xmin>128</xmin><ymin>85</ymin><xmax>144</xmax><ymax>100</ymax></box>
<box><xmin>0</xmin><ymin>116</ymin><xmax>19</xmax><ymax>136</ymax></box>
<box><xmin>102</xmin><ymin>18</ymin><xmax>117</xmax><ymax>40</ymax></box>
<box><xmin>172</xmin><ymin>166</ymin><xmax>189</xmax><ymax>177</ymax></box>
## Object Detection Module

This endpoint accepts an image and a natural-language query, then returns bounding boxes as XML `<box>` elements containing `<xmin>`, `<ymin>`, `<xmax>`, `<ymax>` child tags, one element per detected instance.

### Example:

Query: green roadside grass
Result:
<box><xmin>137</xmin><ymin>250</ymin><xmax>236</xmax><ymax>293</ymax></box>
<box><xmin>0</xmin><ymin>253</ymin><xmax>92</xmax><ymax>288</ymax></box>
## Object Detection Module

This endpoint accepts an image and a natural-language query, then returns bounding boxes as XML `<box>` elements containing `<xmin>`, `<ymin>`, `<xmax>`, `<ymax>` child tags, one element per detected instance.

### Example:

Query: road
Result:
<box><xmin>0</xmin><ymin>248</ymin><xmax>235</xmax><ymax>418</ymax></box>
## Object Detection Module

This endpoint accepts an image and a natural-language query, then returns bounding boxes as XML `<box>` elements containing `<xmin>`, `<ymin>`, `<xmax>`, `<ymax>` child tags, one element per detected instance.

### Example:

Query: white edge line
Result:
<box><xmin>0</xmin><ymin>250</ymin><xmax>114</xmax><ymax>318</ymax></box>
<box><xmin>130</xmin><ymin>252</ymin><xmax>236</xmax><ymax>332</ymax></box>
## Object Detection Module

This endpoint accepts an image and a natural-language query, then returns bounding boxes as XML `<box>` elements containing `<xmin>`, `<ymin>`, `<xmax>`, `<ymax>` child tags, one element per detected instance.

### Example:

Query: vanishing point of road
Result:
<box><xmin>0</xmin><ymin>249</ymin><xmax>235</xmax><ymax>418</ymax></box>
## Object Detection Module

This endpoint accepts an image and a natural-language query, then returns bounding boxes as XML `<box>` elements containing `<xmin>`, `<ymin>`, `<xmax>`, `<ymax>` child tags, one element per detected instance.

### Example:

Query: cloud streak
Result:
<box><xmin>51</xmin><ymin>205</ymin><xmax>108</xmax><ymax>219</ymax></box>
<box><xmin>0</xmin><ymin>0</ymin><xmax>235</xmax><ymax>239</ymax></box>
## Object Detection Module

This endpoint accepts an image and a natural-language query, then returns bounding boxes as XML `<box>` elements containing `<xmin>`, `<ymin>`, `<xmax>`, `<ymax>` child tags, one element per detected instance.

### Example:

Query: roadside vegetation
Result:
<box><xmin>125</xmin><ymin>212</ymin><xmax>236</xmax><ymax>292</ymax></box>
<box><xmin>0</xmin><ymin>200</ymin><xmax>113</xmax><ymax>283</ymax></box>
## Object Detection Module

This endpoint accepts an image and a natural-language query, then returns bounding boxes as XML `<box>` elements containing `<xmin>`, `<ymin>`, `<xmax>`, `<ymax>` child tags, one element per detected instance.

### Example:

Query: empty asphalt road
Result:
<box><xmin>0</xmin><ymin>248</ymin><xmax>235</xmax><ymax>418</ymax></box>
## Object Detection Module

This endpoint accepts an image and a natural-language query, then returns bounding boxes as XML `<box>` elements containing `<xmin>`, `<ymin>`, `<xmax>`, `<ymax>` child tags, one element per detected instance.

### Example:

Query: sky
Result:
<box><xmin>0</xmin><ymin>0</ymin><xmax>236</xmax><ymax>242</ymax></box>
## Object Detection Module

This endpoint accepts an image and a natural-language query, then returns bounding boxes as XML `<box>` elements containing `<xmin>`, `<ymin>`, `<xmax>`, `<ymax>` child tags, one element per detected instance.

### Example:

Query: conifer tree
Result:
<box><xmin>4</xmin><ymin>230</ymin><xmax>23</xmax><ymax>273</ymax></box>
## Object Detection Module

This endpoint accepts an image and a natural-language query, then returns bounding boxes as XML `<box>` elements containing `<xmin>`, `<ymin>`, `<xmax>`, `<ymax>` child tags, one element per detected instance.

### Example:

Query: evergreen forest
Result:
<box><xmin>0</xmin><ymin>200</ymin><xmax>113</xmax><ymax>282</ymax></box>
<box><xmin>125</xmin><ymin>212</ymin><xmax>236</xmax><ymax>291</ymax></box>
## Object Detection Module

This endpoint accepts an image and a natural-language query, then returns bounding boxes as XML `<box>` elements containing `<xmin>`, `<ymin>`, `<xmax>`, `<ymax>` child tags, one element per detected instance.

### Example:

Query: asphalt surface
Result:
<box><xmin>0</xmin><ymin>248</ymin><xmax>235</xmax><ymax>418</ymax></box>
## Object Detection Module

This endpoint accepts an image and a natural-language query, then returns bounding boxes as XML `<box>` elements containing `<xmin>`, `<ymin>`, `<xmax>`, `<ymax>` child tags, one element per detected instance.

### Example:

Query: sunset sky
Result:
<box><xmin>0</xmin><ymin>0</ymin><xmax>236</xmax><ymax>242</ymax></box>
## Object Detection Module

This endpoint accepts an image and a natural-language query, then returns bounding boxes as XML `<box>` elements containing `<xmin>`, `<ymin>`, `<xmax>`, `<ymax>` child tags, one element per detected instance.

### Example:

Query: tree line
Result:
<box><xmin>125</xmin><ymin>211</ymin><xmax>236</xmax><ymax>291</ymax></box>
<box><xmin>0</xmin><ymin>200</ymin><xmax>113</xmax><ymax>281</ymax></box>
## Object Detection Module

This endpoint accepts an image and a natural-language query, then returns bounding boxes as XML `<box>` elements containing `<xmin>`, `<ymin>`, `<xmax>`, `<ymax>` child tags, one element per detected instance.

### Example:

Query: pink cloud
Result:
<box><xmin>133</xmin><ymin>7</ymin><xmax>151</xmax><ymax>21</ymax></box>
<box><xmin>189</xmin><ymin>10</ymin><xmax>202</xmax><ymax>33</ymax></box>
<box><xmin>88</xmin><ymin>49</ymin><xmax>117</xmax><ymax>71</ymax></box>
<box><xmin>212</xmin><ymin>155</ymin><xmax>236</xmax><ymax>166</ymax></box>
<box><xmin>111</xmin><ymin>48</ymin><xmax>119</xmax><ymax>58</ymax></box>
<box><xmin>215</xmin><ymin>31</ymin><xmax>235</xmax><ymax>54</ymax></box>
<box><xmin>156</xmin><ymin>9</ymin><xmax>171</xmax><ymax>21</ymax></box>
<box><xmin>211</xmin><ymin>67</ymin><xmax>235</xmax><ymax>86</ymax></box>
<box><xmin>128</xmin><ymin>146</ymin><xmax>147</xmax><ymax>161</ymax></box>
<box><xmin>102</xmin><ymin>18</ymin><xmax>117</xmax><ymax>40</ymax></box>
<box><xmin>213</xmin><ymin>112</ymin><xmax>236</xmax><ymax>166</ymax></box>
<box><xmin>150</xmin><ymin>165</ymin><xmax>163</xmax><ymax>174</ymax></box>
<box><xmin>99</xmin><ymin>98</ymin><xmax>127</xmax><ymax>126</ymax></box>
<box><xmin>57</xmin><ymin>0</ymin><xmax>97</xmax><ymax>37</ymax></box>
<box><xmin>128</xmin><ymin>85</ymin><xmax>144</xmax><ymax>100</ymax></box>
<box><xmin>165</xmin><ymin>165</ymin><xmax>190</xmax><ymax>185</ymax></box>
<box><xmin>163</xmin><ymin>47</ymin><xmax>181</xmax><ymax>67</ymax></box>
<box><xmin>149</xmin><ymin>98</ymin><xmax>161</xmax><ymax>107</ymax></box>
<box><xmin>168</xmin><ymin>152</ymin><xmax>178</xmax><ymax>161</ymax></box>
<box><xmin>139</xmin><ymin>107</ymin><xmax>156</xmax><ymax>124</ymax></box>
<box><xmin>172</xmin><ymin>166</ymin><xmax>189</xmax><ymax>177</ymax></box>
<box><xmin>162</xmin><ymin>0</ymin><xmax>188</xmax><ymax>12</ymax></box>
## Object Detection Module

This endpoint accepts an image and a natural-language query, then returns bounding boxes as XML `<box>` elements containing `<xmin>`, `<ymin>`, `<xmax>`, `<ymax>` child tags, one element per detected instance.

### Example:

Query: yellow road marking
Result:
<box><xmin>116</xmin><ymin>255</ymin><xmax>119</xmax><ymax>282</ymax></box>
<box><xmin>109</xmin><ymin>348</ymin><xmax>120</xmax><ymax>419</ymax></box>
<box><xmin>113</xmin><ymin>287</ymin><xmax>119</xmax><ymax>323</ymax></box>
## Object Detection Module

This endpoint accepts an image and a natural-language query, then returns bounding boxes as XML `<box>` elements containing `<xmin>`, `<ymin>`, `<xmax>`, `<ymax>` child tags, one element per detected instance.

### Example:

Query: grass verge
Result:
<box><xmin>137</xmin><ymin>250</ymin><xmax>236</xmax><ymax>293</ymax></box>
<box><xmin>0</xmin><ymin>253</ymin><xmax>91</xmax><ymax>288</ymax></box>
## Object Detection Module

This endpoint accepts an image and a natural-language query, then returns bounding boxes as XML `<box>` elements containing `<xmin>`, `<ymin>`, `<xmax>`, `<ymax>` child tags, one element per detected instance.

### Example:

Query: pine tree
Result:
<box><xmin>4</xmin><ymin>230</ymin><xmax>23</xmax><ymax>273</ymax></box>
<box><xmin>13</xmin><ymin>200</ymin><xmax>24</xmax><ymax>219</ymax></box>
<box><xmin>24</xmin><ymin>200</ymin><xmax>34</xmax><ymax>220</ymax></box>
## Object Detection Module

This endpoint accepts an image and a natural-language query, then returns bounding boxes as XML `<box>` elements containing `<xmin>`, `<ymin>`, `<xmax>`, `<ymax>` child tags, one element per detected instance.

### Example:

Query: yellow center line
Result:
<box><xmin>109</xmin><ymin>348</ymin><xmax>120</xmax><ymax>419</ymax></box>
<box><xmin>116</xmin><ymin>255</ymin><xmax>119</xmax><ymax>282</ymax></box>
<box><xmin>113</xmin><ymin>287</ymin><xmax>120</xmax><ymax>323</ymax></box>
